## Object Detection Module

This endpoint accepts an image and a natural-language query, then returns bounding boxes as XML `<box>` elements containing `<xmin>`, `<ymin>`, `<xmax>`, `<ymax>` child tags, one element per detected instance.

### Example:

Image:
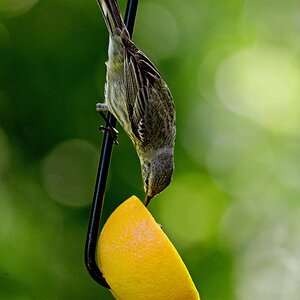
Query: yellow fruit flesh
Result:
<box><xmin>98</xmin><ymin>196</ymin><xmax>200</xmax><ymax>300</ymax></box>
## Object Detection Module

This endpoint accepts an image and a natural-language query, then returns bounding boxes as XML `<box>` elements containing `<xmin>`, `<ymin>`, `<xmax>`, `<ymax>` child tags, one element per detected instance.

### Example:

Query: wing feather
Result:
<box><xmin>122</xmin><ymin>33</ymin><xmax>175</xmax><ymax>149</ymax></box>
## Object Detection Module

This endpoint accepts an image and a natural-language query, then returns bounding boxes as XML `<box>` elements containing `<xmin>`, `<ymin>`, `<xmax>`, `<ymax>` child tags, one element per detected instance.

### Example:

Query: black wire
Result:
<box><xmin>124</xmin><ymin>0</ymin><xmax>138</xmax><ymax>35</ymax></box>
<box><xmin>84</xmin><ymin>0</ymin><xmax>139</xmax><ymax>289</ymax></box>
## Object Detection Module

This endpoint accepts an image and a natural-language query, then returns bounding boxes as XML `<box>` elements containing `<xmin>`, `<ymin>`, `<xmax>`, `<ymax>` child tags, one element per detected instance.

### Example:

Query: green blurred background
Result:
<box><xmin>1</xmin><ymin>0</ymin><xmax>300</xmax><ymax>299</ymax></box>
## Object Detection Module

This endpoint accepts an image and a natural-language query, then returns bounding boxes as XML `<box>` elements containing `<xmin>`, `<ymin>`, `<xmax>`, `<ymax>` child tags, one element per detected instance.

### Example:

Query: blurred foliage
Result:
<box><xmin>1</xmin><ymin>0</ymin><xmax>300</xmax><ymax>299</ymax></box>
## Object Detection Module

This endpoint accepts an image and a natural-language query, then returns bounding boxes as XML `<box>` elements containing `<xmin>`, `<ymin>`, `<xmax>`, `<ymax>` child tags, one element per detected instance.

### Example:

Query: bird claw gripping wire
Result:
<box><xmin>98</xmin><ymin>110</ymin><xmax>119</xmax><ymax>145</ymax></box>
<box><xmin>99</xmin><ymin>124</ymin><xmax>119</xmax><ymax>145</ymax></box>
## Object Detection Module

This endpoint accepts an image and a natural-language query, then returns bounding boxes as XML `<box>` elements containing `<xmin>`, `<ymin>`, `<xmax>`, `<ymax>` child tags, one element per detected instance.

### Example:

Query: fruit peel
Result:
<box><xmin>98</xmin><ymin>195</ymin><xmax>200</xmax><ymax>300</ymax></box>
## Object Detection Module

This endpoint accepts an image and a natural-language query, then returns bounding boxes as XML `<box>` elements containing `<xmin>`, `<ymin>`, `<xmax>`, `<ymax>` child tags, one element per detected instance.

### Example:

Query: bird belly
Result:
<box><xmin>105</xmin><ymin>65</ymin><xmax>135</xmax><ymax>143</ymax></box>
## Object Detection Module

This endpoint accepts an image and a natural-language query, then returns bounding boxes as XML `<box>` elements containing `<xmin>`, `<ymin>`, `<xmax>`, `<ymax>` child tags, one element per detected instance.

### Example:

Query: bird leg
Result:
<box><xmin>96</xmin><ymin>102</ymin><xmax>119</xmax><ymax>145</ymax></box>
<box><xmin>96</xmin><ymin>102</ymin><xmax>109</xmax><ymax>111</ymax></box>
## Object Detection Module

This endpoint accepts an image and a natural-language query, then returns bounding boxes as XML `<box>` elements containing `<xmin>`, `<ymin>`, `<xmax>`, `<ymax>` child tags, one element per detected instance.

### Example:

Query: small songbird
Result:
<box><xmin>96</xmin><ymin>0</ymin><xmax>176</xmax><ymax>205</ymax></box>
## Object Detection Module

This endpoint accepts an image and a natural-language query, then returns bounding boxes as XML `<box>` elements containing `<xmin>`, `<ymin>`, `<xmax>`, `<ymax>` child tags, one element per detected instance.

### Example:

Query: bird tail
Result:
<box><xmin>96</xmin><ymin>0</ymin><xmax>125</xmax><ymax>35</ymax></box>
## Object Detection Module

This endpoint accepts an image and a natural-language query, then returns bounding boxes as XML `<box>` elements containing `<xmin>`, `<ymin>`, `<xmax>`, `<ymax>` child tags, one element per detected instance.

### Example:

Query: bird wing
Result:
<box><xmin>123</xmin><ymin>39</ymin><xmax>175</xmax><ymax>149</ymax></box>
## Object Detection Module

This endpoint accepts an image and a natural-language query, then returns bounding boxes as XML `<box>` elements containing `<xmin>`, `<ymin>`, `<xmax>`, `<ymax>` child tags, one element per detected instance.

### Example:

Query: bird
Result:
<box><xmin>96</xmin><ymin>0</ymin><xmax>176</xmax><ymax>205</ymax></box>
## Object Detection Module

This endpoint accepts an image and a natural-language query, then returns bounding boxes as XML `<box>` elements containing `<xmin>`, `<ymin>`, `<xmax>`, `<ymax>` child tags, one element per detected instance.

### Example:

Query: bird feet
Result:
<box><xmin>96</xmin><ymin>102</ymin><xmax>119</xmax><ymax>145</ymax></box>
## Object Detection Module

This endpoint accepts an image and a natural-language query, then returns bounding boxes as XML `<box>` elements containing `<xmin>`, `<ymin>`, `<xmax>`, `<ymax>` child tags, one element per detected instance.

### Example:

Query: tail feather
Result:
<box><xmin>97</xmin><ymin>0</ymin><xmax>125</xmax><ymax>34</ymax></box>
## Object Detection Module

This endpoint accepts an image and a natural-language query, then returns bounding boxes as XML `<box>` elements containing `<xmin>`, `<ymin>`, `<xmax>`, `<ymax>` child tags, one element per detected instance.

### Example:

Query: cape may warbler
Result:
<box><xmin>96</xmin><ymin>0</ymin><xmax>176</xmax><ymax>205</ymax></box>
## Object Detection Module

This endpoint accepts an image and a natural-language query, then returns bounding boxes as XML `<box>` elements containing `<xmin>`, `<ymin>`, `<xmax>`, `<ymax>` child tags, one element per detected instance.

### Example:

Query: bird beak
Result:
<box><xmin>144</xmin><ymin>194</ymin><xmax>153</xmax><ymax>206</ymax></box>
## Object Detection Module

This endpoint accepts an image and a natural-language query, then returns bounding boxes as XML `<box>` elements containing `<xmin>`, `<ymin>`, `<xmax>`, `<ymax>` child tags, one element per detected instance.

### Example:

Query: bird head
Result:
<box><xmin>141</xmin><ymin>147</ymin><xmax>174</xmax><ymax>205</ymax></box>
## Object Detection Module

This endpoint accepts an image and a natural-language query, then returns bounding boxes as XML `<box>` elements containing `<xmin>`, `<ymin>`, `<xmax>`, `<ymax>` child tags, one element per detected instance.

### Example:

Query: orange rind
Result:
<box><xmin>98</xmin><ymin>195</ymin><xmax>200</xmax><ymax>300</ymax></box>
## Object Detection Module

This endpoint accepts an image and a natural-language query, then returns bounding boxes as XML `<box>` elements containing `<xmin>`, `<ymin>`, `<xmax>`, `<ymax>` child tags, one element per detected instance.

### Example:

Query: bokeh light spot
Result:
<box><xmin>41</xmin><ymin>139</ymin><xmax>98</xmax><ymax>207</ymax></box>
<box><xmin>135</xmin><ymin>1</ymin><xmax>179</xmax><ymax>60</ymax></box>
<box><xmin>236</xmin><ymin>247</ymin><xmax>300</xmax><ymax>300</ymax></box>
<box><xmin>216</xmin><ymin>44</ymin><xmax>300</xmax><ymax>133</ymax></box>
<box><xmin>155</xmin><ymin>173</ymin><xmax>227</xmax><ymax>246</ymax></box>
<box><xmin>0</xmin><ymin>0</ymin><xmax>38</xmax><ymax>17</ymax></box>
<box><xmin>221</xmin><ymin>194</ymin><xmax>300</xmax><ymax>300</ymax></box>
<box><xmin>181</xmin><ymin>101</ymin><xmax>274</xmax><ymax>197</ymax></box>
